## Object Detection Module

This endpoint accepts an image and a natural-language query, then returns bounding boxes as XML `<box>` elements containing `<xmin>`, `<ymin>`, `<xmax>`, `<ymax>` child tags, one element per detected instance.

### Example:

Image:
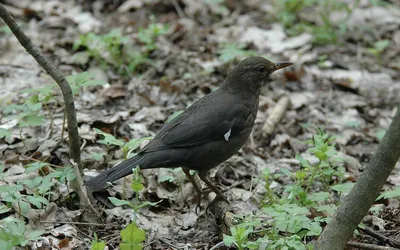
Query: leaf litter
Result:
<box><xmin>0</xmin><ymin>0</ymin><xmax>400</xmax><ymax>249</ymax></box>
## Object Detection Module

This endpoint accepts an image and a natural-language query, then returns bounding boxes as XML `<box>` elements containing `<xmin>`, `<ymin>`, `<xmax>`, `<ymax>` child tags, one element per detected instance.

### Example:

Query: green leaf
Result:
<box><xmin>0</xmin><ymin>218</ymin><xmax>26</xmax><ymax>249</ymax></box>
<box><xmin>131</xmin><ymin>167</ymin><xmax>143</xmax><ymax>192</ymax></box>
<box><xmin>94</xmin><ymin>128</ymin><xmax>124</xmax><ymax>147</ymax></box>
<box><xmin>24</xmin><ymin>162</ymin><xmax>48</xmax><ymax>174</ymax></box>
<box><xmin>165</xmin><ymin>110</ymin><xmax>184</xmax><ymax>124</ymax></box>
<box><xmin>75</xmin><ymin>72</ymin><xmax>95</xmax><ymax>85</ymax></box>
<box><xmin>136</xmin><ymin>200</ymin><xmax>162</xmax><ymax>209</ymax></box>
<box><xmin>296</xmin><ymin>154</ymin><xmax>311</xmax><ymax>169</ymax></box>
<box><xmin>19</xmin><ymin>114</ymin><xmax>45</xmax><ymax>127</ymax></box>
<box><xmin>37</xmin><ymin>178</ymin><xmax>55</xmax><ymax>194</ymax></box>
<box><xmin>25</xmin><ymin>230</ymin><xmax>44</xmax><ymax>241</ymax></box>
<box><xmin>304</xmin><ymin>222</ymin><xmax>322</xmax><ymax>236</ymax></box>
<box><xmin>374</xmin><ymin>39</ymin><xmax>390</xmax><ymax>52</ymax></box>
<box><xmin>26</xmin><ymin>196</ymin><xmax>49</xmax><ymax>208</ymax></box>
<box><xmin>223</xmin><ymin>234</ymin><xmax>236</xmax><ymax>247</ymax></box>
<box><xmin>91</xmin><ymin>233</ymin><xmax>106</xmax><ymax>250</ymax></box>
<box><xmin>62</xmin><ymin>166</ymin><xmax>76</xmax><ymax>182</ymax></box>
<box><xmin>80</xmin><ymin>79</ymin><xmax>108</xmax><ymax>88</ymax></box>
<box><xmin>131</xmin><ymin>182</ymin><xmax>144</xmax><ymax>193</ymax></box>
<box><xmin>17</xmin><ymin>200</ymin><xmax>31</xmax><ymax>216</ymax></box>
<box><xmin>0</xmin><ymin>25</ymin><xmax>12</xmax><ymax>34</ymax></box>
<box><xmin>124</xmin><ymin>137</ymin><xmax>152</xmax><ymax>152</ymax></box>
<box><xmin>120</xmin><ymin>221</ymin><xmax>145</xmax><ymax>249</ymax></box>
<box><xmin>108</xmin><ymin>197</ymin><xmax>134</xmax><ymax>208</ymax></box>
<box><xmin>218</xmin><ymin>43</ymin><xmax>255</xmax><ymax>62</ymax></box>
<box><xmin>91</xmin><ymin>240</ymin><xmax>106</xmax><ymax>250</ymax></box>
<box><xmin>25</xmin><ymin>95</ymin><xmax>42</xmax><ymax>111</ymax></box>
<box><xmin>90</xmin><ymin>152</ymin><xmax>105</xmax><ymax>161</ymax></box>
<box><xmin>376</xmin><ymin>129</ymin><xmax>386</xmax><ymax>141</ymax></box>
<box><xmin>280</xmin><ymin>168</ymin><xmax>292</xmax><ymax>177</ymax></box>
<box><xmin>157</xmin><ymin>175</ymin><xmax>176</xmax><ymax>183</ymax></box>
<box><xmin>0</xmin><ymin>204</ymin><xmax>11</xmax><ymax>215</ymax></box>
<box><xmin>295</xmin><ymin>171</ymin><xmax>307</xmax><ymax>181</ymax></box>
<box><xmin>0</xmin><ymin>128</ymin><xmax>11</xmax><ymax>139</ymax></box>
<box><xmin>18</xmin><ymin>177</ymin><xmax>43</xmax><ymax>189</ymax></box>
<box><xmin>308</xmin><ymin>192</ymin><xmax>329</xmax><ymax>202</ymax></box>
<box><xmin>377</xmin><ymin>187</ymin><xmax>400</xmax><ymax>200</ymax></box>
<box><xmin>331</xmin><ymin>182</ymin><xmax>355</xmax><ymax>194</ymax></box>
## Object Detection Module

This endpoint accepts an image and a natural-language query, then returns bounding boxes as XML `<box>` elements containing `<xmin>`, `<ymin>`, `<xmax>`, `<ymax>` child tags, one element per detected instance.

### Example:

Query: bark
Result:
<box><xmin>316</xmin><ymin>106</ymin><xmax>400</xmax><ymax>249</ymax></box>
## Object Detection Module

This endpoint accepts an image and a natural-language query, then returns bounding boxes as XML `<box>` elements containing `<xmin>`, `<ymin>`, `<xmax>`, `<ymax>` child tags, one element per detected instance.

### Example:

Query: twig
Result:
<box><xmin>210</xmin><ymin>241</ymin><xmax>225</xmax><ymax>250</ymax></box>
<box><xmin>41</xmin><ymin>221</ymin><xmax>111</xmax><ymax>226</ymax></box>
<box><xmin>262</xmin><ymin>95</ymin><xmax>290</xmax><ymax>138</ymax></box>
<box><xmin>70</xmin><ymin>159</ymin><xmax>97</xmax><ymax>215</ymax></box>
<box><xmin>172</xmin><ymin>0</ymin><xmax>185</xmax><ymax>19</ymax></box>
<box><xmin>346</xmin><ymin>241</ymin><xmax>399</xmax><ymax>250</ymax></box>
<box><xmin>361</xmin><ymin>227</ymin><xmax>400</xmax><ymax>248</ymax></box>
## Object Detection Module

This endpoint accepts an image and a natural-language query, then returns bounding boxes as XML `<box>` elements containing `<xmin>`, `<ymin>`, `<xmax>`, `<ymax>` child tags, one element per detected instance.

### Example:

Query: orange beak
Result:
<box><xmin>273</xmin><ymin>62</ymin><xmax>293</xmax><ymax>71</ymax></box>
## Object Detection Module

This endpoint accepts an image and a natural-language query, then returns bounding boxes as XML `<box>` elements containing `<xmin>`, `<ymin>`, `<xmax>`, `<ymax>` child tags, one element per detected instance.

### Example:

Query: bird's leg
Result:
<box><xmin>182</xmin><ymin>168</ymin><xmax>203</xmax><ymax>211</ymax></box>
<box><xmin>198</xmin><ymin>172</ymin><xmax>229</xmax><ymax>203</ymax></box>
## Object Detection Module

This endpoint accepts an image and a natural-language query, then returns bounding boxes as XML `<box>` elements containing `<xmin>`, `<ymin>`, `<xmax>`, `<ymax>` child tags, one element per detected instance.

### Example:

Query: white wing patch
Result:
<box><xmin>224</xmin><ymin>129</ymin><xmax>231</xmax><ymax>141</ymax></box>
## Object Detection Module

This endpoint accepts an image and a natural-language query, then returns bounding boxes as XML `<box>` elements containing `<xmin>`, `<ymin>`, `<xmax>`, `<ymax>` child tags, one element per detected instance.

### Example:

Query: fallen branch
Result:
<box><xmin>262</xmin><ymin>95</ymin><xmax>290</xmax><ymax>138</ymax></box>
<box><xmin>346</xmin><ymin>241</ymin><xmax>399</xmax><ymax>250</ymax></box>
<box><xmin>361</xmin><ymin>227</ymin><xmax>400</xmax><ymax>248</ymax></box>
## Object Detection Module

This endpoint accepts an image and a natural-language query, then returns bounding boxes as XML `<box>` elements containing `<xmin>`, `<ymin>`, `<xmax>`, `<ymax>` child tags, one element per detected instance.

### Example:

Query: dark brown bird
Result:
<box><xmin>86</xmin><ymin>56</ymin><xmax>292</xmax><ymax>202</ymax></box>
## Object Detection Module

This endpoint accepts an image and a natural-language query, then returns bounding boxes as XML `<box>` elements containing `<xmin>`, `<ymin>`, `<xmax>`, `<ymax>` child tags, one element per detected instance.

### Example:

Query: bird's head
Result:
<box><xmin>225</xmin><ymin>56</ymin><xmax>292</xmax><ymax>92</ymax></box>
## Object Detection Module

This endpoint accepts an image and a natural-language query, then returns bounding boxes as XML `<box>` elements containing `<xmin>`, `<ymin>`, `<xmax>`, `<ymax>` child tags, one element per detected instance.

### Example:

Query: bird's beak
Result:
<box><xmin>273</xmin><ymin>62</ymin><xmax>293</xmax><ymax>71</ymax></box>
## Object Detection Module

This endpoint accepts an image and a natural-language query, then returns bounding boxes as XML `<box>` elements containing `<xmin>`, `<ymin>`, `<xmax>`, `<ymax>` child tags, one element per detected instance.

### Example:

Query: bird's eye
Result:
<box><xmin>258</xmin><ymin>66</ymin><xmax>266</xmax><ymax>73</ymax></box>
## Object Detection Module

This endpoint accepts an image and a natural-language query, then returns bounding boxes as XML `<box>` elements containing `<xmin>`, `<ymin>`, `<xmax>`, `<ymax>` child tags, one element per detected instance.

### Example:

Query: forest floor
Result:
<box><xmin>1</xmin><ymin>0</ymin><xmax>400</xmax><ymax>249</ymax></box>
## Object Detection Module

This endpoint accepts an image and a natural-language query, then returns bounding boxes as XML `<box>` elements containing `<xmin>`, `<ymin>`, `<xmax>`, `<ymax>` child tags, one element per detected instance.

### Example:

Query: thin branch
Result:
<box><xmin>0</xmin><ymin>3</ymin><xmax>81</xmax><ymax>170</ymax></box>
<box><xmin>0</xmin><ymin>4</ymin><xmax>96</xmax><ymax>211</ymax></box>
<box><xmin>346</xmin><ymin>241</ymin><xmax>399</xmax><ymax>250</ymax></box>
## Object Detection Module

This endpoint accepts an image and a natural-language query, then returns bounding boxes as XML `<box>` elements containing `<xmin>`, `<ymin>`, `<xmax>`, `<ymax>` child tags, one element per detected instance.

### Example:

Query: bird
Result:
<box><xmin>85</xmin><ymin>56</ymin><xmax>292</xmax><ymax>204</ymax></box>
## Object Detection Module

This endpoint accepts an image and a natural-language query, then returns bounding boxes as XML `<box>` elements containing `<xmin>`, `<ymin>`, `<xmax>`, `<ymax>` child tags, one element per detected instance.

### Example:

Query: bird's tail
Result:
<box><xmin>85</xmin><ymin>154</ymin><xmax>145</xmax><ymax>191</ymax></box>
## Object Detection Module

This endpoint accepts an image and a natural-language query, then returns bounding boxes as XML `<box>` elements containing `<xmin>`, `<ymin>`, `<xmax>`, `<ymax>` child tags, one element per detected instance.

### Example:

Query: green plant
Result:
<box><xmin>157</xmin><ymin>168</ymin><xmax>183</xmax><ymax>183</ymax></box>
<box><xmin>66</xmin><ymin>72</ymin><xmax>108</xmax><ymax>95</ymax></box>
<box><xmin>93</xmin><ymin>128</ymin><xmax>152</xmax><ymax>158</ymax></box>
<box><xmin>108</xmin><ymin>167</ymin><xmax>161</xmax><ymax>211</ymax></box>
<box><xmin>0</xmin><ymin>217</ymin><xmax>44</xmax><ymax>250</ymax></box>
<box><xmin>274</xmin><ymin>0</ymin><xmax>316</xmax><ymax>28</ymax></box>
<box><xmin>0</xmin><ymin>161</ymin><xmax>75</xmax><ymax>249</ymax></box>
<box><xmin>0</xmin><ymin>128</ymin><xmax>11</xmax><ymax>139</ymax></box>
<box><xmin>273</xmin><ymin>0</ymin><xmax>351</xmax><ymax>45</ymax></box>
<box><xmin>293</xmin><ymin>128</ymin><xmax>345</xmax><ymax>202</ymax></box>
<box><xmin>223</xmin><ymin>128</ymin><xmax>350</xmax><ymax>248</ymax></box>
<box><xmin>0</xmin><ymin>25</ymin><xmax>11</xmax><ymax>34</ymax></box>
<box><xmin>73</xmin><ymin>29</ymin><xmax>129</xmax><ymax>69</ymax></box>
<box><xmin>223</xmin><ymin>216</ymin><xmax>265</xmax><ymax>250</ymax></box>
<box><xmin>0</xmin><ymin>70</ymin><xmax>106</xmax><ymax>248</ymax></box>
<box><xmin>367</xmin><ymin>39</ymin><xmax>390</xmax><ymax>63</ymax></box>
<box><xmin>119</xmin><ymin>221</ymin><xmax>146</xmax><ymax>250</ymax></box>
<box><xmin>2</xmin><ymin>72</ymin><xmax>106</xmax><ymax>138</ymax></box>
<box><xmin>74</xmin><ymin>18</ymin><xmax>168</xmax><ymax>75</ymax></box>
<box><xmin>90</xmin><ymin>233</ymin><xmax>106</xmax><ymax>250</ymax></box>
<box><xmin>165</xmin><ymin>110</ymin><xmax>184</xmax><ymax>124</ymax></box>
<box><xmin>261</xmin><ymin>168</ymin><xmax>278</xmax><ymax>205</ymax></box>
<box><xmin>138</xmin><ymin>17</ymin><xmax>169</xmax><ymax>51</ymax></box>
<box><xmin>0</xmin><ymin>162</ymin><xmax>75</xmax><ymax>218</ymax></box>
<box><xmin>218</xmin><ymin>43</ymin><xmax>256</xmax><ymax>63</ymax></box>
<box><xmin>203</xmin><ymin>0</ymin><xmax>230</xmax><ymax>16</ymax></box>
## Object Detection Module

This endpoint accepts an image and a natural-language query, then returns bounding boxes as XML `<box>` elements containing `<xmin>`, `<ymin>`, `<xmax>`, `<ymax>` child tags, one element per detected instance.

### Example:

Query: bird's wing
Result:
<box><xmin>142</xmin><ymin>99</ymin><xmax>250</xmax><ymax>152</ymax></box>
